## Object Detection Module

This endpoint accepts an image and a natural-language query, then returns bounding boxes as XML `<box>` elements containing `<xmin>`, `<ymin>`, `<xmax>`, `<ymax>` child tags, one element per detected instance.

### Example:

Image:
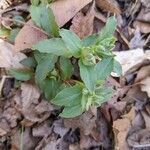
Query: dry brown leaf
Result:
<box><xmin>133</xmin><ymin>21</ymin><xmax>150</xmax><ymax>33</ymax></box>
<box><xmin>20</xmin><ymin>83</ymin><xmax>54</xmax><ymax>124</ymax></box>
<box><xmin>14</xmin><ymin>20</ymin><xmax>48</xmax><ymax>52</ymax></box>
<box><xmin>64</xmin><ymin>109</ymin><xmax>97</xmax><ymax>135</ymax></box>
<box><xmin>144</xmin><ymin>50</ymin><xmax>150</xmax><ymax>60</ymax></box>
<box><xmin>137</xmin><ymin>8</ymin><xmax>150</xmax><ymax>23</ymax></box>
<box><xmin>114</xmin><ymin>49</ymin><xmax>145</xmax><ymax>74</ymax></box>
<box><xmin>50</xmin><ymin>0</ymin><xmax>92</xmax><ymax>27</ymax></box>
<box><xmin>135</xmin><ymin>65</ymin><xmax>150</xmax><ymax>82</ymax></box>
<box><xmin>0</xmin><ymin>119</ymin><xmax>10</xmax><ymax>136</ymax></box>
<box><xmin>129</xmin><ymin>28</ymin><xmax>145</xmax><ymax>49</ymax></box>
<box><xmin>0</xmin><ymin>39</ymin><xmax>26</xmax><ymax>69</ymax></box>
<box><xmin>141</xmin><ymin>77</ymin><xmax>150</xmax><ymax>97</ymax></box>
<box><xmin>70</xmin><ymin>1</ymin><xmax>106</xmax><ymax>39</ymax></box>
<box><xmin>141</xmin><ymin>111</ymin><xmax>150</xmax><ymax>128</ymax></box>
<box><xmin>141</xmin><ymin>0</ymin><xmax>150</xmax><ymax>8</ymax></box>
<box><xmin>21</xmin><ymin>83</ymin><xmax>40</xmax><ymax>109</ymax></box>
<box><xmin>113</xmin><ymin>107</ymin><xmax>135</xmax><ymax>150</ymax></box>
<box><xmin>11</xmin><ymin>128</ymin><xmax>38</xmax><ymax>150</ymax></box>
<box><xmin>70</xmin><ymin>9</ymin><xmax>94</xmax><ymax>39</ymax></box>
<box><xmin>32</xmin><ymin>121</ymin><xmax>52</xmax><ymax>137</ymax></box>
<box><xmin>96</xmin><ymin>0</ymin><xmax>121</xmax><ymax>14</ymax></box>
<box><xmin>127</xmin><ymin>129</ymin><xmax>150</xmax><ymax>149</ymax></box>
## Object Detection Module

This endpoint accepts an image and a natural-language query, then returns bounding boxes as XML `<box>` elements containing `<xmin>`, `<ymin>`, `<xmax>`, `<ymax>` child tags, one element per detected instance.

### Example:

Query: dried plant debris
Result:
<box><xmin>0</xmin><ymin>0</ymin><xmax>150</xmax><ymax>149</ymax></box>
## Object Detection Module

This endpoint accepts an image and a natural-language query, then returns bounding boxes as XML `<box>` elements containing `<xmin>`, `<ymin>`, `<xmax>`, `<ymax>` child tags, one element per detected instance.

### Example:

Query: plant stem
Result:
<box><xmin>20</xmin><ymin>125</ymin><xmax>24</xmax><ymax>150</ymax></box>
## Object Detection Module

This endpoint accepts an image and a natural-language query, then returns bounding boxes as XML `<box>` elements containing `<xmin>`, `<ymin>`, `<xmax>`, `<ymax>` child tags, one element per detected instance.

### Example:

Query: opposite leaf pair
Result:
<box><xmin>10</xmin><ymin>5</ymin><xmax>122</xmax><ymax>118</ymax></box>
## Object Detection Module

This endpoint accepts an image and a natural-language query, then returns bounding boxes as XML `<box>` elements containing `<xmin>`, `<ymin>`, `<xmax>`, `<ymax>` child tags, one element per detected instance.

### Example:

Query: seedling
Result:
<box><xmin>10</xmin><ymin>4</ymin><xmax>122</xmax><ymax>118</ymax></box>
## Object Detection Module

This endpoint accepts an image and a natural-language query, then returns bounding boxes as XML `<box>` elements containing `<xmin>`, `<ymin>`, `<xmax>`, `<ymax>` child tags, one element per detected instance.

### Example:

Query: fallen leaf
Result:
<box><xmin>135</xmin><ymin>65</ymin><xmax>150</xmax><ymax>82</ymax></box>
<box><xmin>113</xmin><ymin>107</ymin><xmax>135</xmax><ymax>150</ymax></box>
<box><xmin>70</xmin><ymin>6</ymin><xmax>95</xmax><ymax>39</ymax></box>
<box><xmin>19</xmin><ymin>83</ymin><xmax>54</xmax><ymax>124</ymax></box>
<box><xmin>0</xmin><ymin>39</ymin><xmax>26</xmax><ymax>69</ymax></box>
<box><xmin>127</xmin><ymin>129</ymin><xmax>150</xmax><ymax>149</ymax></box>
<box><xmin>11</xmin><ymin>128</ymin><xmax>38</xmax><ymax>150</ymax></box>
<box><xmin>70</xmin><ymin>1</ymin><xmax>106</xmax><ymax>39</ymax></box>
<box><xmin>141</xmin><ymin>77</ymin><xmax>150</xmax><ymax>97</ymax></box>
<box><xmin>32</xmin><ymin>121</ymin><xmax>52</xmax><ymax>137</ymax></box>
<box><xmin>141</xmin><ymin>0</ymin><xmax>150</xmax><ymax>8</ymax></box>
<box><xmin>144</xmin><ymin>51</ymin><xmax>150</xmax><ymax>60</ymax></box>
<box><xmin>14</xmin><ymin>20</ymin><xmax>48</xmax><ymax>52</ymax></box>
<box><xmin>114</xmin><ymin>49</ymin><xmax>145</xmax><ymax>74</ymax></box>
<box><xmin>64</xmin><ymin>110</ymin><xmax>97</xmax><ymax>135</ymax></box>
<box><xmin>0</xmin><ymin>119</ymin><xmax>10</xmax><ymax>136</ymax></box>
<box><xmin>50</xmin><ymin>0</ymin><xmax>92</xmax><ymax>27</ymax></box>
<box><xmin>80</xmin><ymin>133</ymin><xmax>101</xmax><ymax>149</ymax></box>
<box><xmin>52</xmin><ymin>119</ymin><xmax>69</xmax><ymax>137</ymax></box>
<box><xmin>129</xmin><ymin>28</ymin><xmax>145</xmax><ymax>49</ymax></box>
<box><xmin>22</xmin><ymin>100</ymin><xmax>54</xmax><ymax>124</ymax></box>
<box><xmin>136</xmin><ymin>8</ymin><xmax>150</xmax><ymax>22</ymax></box>
<box><xmin>133</xmin><ymin>21</ymin><xmax>150</xmax><ymax>33</ymax></box>
<box><xmin>21</xmin><ymin>83</ymin><xmax>40</xmax><ymax>109</ymax></box>
<box><xmin>95</xmin><ymin>0</ymin><xmax>121</xmax><ymax>14</ymax></box>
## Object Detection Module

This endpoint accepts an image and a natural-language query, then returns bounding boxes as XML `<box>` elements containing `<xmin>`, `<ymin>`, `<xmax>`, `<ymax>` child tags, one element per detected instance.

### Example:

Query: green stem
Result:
<box><xmin>20</xmin><ymin>125</ymin><xmax>24</xmax><ymax>150</ymax></box>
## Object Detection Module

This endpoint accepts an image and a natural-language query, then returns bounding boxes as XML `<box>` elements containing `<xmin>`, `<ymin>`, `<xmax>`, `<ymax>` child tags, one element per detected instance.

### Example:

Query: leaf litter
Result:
<box><xmin>0</xmin><ymin>0</ymin><xmax>150</xmax><ymax>150</ymax></box>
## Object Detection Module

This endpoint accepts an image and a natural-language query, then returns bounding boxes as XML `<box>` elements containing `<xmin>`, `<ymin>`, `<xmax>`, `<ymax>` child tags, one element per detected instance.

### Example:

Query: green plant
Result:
<box><xmin>10</xmin><ymin>4</ymin><xmax>122</xmax><ymax>118</ymax></box>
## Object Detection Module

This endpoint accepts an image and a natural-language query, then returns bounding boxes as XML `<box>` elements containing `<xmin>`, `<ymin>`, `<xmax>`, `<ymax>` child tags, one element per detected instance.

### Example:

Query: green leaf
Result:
<box><xmin>33</xmin><ymin>51</ymin><xmax>46</xmax><ymax>64</ymax></box>
<box><xmin>81</xmin><ymin>34</ymin><xmax>98</xmax><ymax>47</ymax></box>
<box><xmin>33</xmin><ymin>38</ymin><xmax>71</xmax><ymax>57</ymax></box>
<box><xmin>97</xmin><ymin>16</ymin><xmax>117</xmax><ymax>43</ymax></box>
<box><xmin>40</xmin><ymin>78</ymin><xmax>62</xmax><ymax>100</ymax></box>
<box><xmin>59</xmin><ymin>29</ymin><xmax>82</xmax><ymax>57</ymax></box>
<box><xmin>0</xmin><ymin>26</ymin><xmax>10</xmax><ymax>38</ymax></box>
<box><xmin>20</xmin><ymin>57</ymin><xmax>37</xmax><ymax>68</ymax></box>
<box><xmin>35</xmin><ymin>54</ymin><xmax>58</xmax><ymax>83</ymax></box>
<box><xmin>79</xmin><ymin>59</ymin><xmax>96</xmax><ymax>92</ymax></box>
<box><xmin>59</xmin><ymin>57</ymin><xmax>73</xmax><ymax>80</ymax></box>
<box><xmin>31</xmin><ymin>0</ymin><xmax>40</xmax><ymax>6</ymax></box>
<box><xmin>51</xmin><ymin>84</ymin><xmax>83</xmax><ymax>107</ymax></box>
<box><xmin>95</xmin><ymin>57</ymin><xmax>114</xmax><ymax>81</ymax></box>
<box><xmin>9</xmin><ymin>28</ymin><xmax>20</xmax><ymax>42</ymax></box>
<box><xmin>81</xmin><ymin>94</ymin><xmax>88</xmax><ymax>111</ymax></box>
<box><xmin>30</xmin><ymin>5</ymin><xmax>59</xmax><ymax>36</ymax></box>
<box><xmin>9</xmin><ymin>69</ymin><xmax>33</xmax><ymax>81</ymax></box>
<box><xmin>94</xmin><ymin>86</ymin><xmax>113</xmax><ymax>105</ymax></box>
<box><xmin>60</xmin><ymin>104</ymin><xmax>83</xmax><ymax>118</ymax></box>
<box><xmin>113</xmin><ymin>59</ymin><xmax>122</xmax><ymax>76</ymax></box>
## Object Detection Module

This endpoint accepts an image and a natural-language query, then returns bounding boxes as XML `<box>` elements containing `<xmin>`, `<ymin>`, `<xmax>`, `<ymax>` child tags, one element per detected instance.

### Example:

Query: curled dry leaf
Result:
<box><xmin>50</xmin><ymin>0</ymin><xmax>92</xmax><ymax>27</ymax></box>
<box><xmin>95</xmin><ymin>0</ymin><xmax>121</xmax><ymax>14</ymax></box>
<box><xmin>14</xmin><ymin>20</ymin><xmax>48</xmax><ymax>52</ymax></box>
<box><xmin>0</xmin><ymin>39</ymin><xmax>26</xmax><ymax>69</ymax></box>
